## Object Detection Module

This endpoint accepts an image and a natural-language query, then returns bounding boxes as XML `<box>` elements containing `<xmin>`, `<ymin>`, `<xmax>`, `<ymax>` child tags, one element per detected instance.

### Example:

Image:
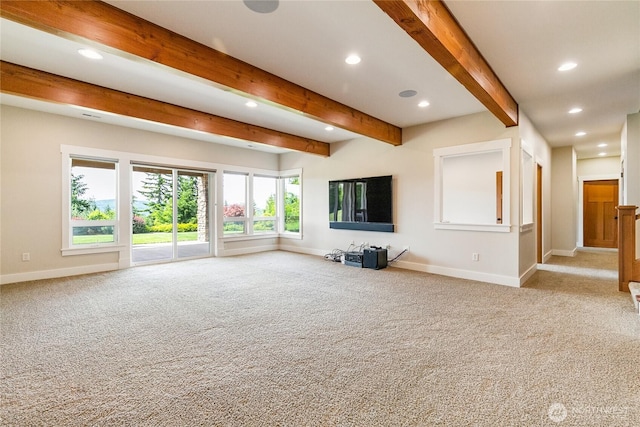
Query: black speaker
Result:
<box><xmin>363</xmin><ymin>248</ymin><xmax>387</xmax><ymax>270</ymax></box>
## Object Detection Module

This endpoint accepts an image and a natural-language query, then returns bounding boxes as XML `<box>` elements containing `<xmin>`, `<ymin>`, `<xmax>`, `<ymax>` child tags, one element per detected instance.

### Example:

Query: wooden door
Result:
<box><xmin>583</xmin><ymin>180</ymin><xmax>619</xmax><ymax>248</ymax></box>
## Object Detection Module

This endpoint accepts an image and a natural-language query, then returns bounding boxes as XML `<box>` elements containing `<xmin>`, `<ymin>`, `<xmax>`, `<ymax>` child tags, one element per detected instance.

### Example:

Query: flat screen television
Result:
<box><xmin>329</xmin><ymin>175</ymin><xmax>394</xmax><ymax>232</ymax></box>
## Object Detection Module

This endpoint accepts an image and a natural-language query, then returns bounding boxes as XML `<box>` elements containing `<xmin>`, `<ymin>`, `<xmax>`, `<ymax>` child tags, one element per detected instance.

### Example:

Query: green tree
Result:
<box><xmin>137</xmin><ymin>172</ymin><xmax>172</xmax><ymax>225</ymax></box>
<box><xmin>177</xmin><ymin>175</ymin><xmax>198</xmax><ymax>224</ymax></box>
<box><xmin>71</xmin><ymin>173</ymin><xmax>96</xmax><ymax>218</ymax></box>
<box><xmin>263</xmin><ymin>194</ymin><xmax>276</xmax><ymax>217</ymax></box>
<box><xmin>285</xmin><ymin>192</ymin><xmax>300</xmax><ymax>231</ymax></box>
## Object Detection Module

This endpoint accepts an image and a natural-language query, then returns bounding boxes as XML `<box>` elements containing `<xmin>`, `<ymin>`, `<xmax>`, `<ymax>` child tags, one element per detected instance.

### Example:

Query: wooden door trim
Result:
<box><xmin>537</xmin><ymin>164</ymin><xmax>542</xmax><ymax>263</ymax></box>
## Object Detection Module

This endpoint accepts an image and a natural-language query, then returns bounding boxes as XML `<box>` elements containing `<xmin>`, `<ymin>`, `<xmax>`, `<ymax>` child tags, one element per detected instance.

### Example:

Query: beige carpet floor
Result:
<box><xmin>1</xmin><ymin>250</ymin><xmax>639</xmax><ymax>426</ymax></box>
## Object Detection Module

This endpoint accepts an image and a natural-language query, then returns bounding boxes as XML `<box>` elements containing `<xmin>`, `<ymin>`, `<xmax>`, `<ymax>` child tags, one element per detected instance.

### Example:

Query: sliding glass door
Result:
<box><xmin>176</xmin><ymin>170</ymin><xmax>210</xmax><ymax>259</ymax></box>
<box><xmin>132</xmin><ymin>165</ymin><xmax>212</xmax><ymax>264</ymax></box>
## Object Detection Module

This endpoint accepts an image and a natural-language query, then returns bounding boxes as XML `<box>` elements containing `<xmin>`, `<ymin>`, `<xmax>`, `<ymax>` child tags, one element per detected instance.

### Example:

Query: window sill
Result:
<box><xmin>221</xmin><ymin>233</ymin><xmax>278</xmax><ymax>242</ymax></box>
<box><xmin>279</xmin><ymin>232</ymin><xmax>302</xmax><ymax>240</ymax></box>
<box><xmin>434</xmin><ymin>222</ymin><xmax>511</xmax><ymax>233</ymax></box>
<box><xmin>62</xmin><ymin>244</ymin><xmax>126</xmax><ymax>256</ymax></box>
<box><xmin>520</xmin><ymin>223</ymin><xmax>534</xmax><ymax>232</ymax></box>
<box><xmin>222</xmin><ymin>232</ymin><xmax>301</xmax><ymax>242</ymax></box>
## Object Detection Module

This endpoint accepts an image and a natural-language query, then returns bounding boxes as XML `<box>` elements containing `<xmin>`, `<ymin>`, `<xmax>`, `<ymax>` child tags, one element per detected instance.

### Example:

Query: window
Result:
<box><xmin>69</xmin><ymin>157</ymin><xmax>118</xmax><ymax>246</ymax></box>
<box><xmin>253</xmin><ymin>175</ymin><xmax>277</xmax><ymax>233</ymax></box>
<box><xmin>283</xmin><ymin>175</ymin><xmax>301</xmax><ymax>233</ymax></box>
<box><xmin>222</xmin><ymin>170</ymin><xmax>301</xmax><ymax>238</ymax></box>
<box><xmin>223</xmin><ymin>172</ymin><xmax>247</xmax><ymax>235</ymax></box>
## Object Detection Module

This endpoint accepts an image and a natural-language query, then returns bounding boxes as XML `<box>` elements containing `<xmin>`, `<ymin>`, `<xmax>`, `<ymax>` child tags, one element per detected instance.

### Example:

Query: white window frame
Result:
<box><xmin>63</xmin><ymin>145</ymin><xmax>302</xmax><ymax>257</ymax></box>
<box><xmin>433</xmin><ymin>138</ymin><xmax>512</xmax><ymax>232</ymax></box>
<box><xmin>252</xmin><ymin>174</ymin><xmax>278</xmax><ymax>234</ymax></box>
<box><xmin>222</xmin><ymin>171</ymin><xmax>250</xmax><ymax>236</ymax></box>
<box><xmin>279</xmin><ymin>170</ymin><xmax>303</xmax><ymax>239</ymax></box>
<box><xmin>221</xmin><ymin>168</ymin><xmax>302</xmax><ymax>240</ymax></box>
<box><xmin>62</xmin><ymin>146</ymin><xmax>125</xmax><ymax>256</ymax></box>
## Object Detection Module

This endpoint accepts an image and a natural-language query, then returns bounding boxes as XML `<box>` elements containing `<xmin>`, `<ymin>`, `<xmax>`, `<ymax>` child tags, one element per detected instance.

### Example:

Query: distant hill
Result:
<box><xmin>95</xmin><ymin>199</ymin><xmax>149</xmax><ymax>213</ymax></box>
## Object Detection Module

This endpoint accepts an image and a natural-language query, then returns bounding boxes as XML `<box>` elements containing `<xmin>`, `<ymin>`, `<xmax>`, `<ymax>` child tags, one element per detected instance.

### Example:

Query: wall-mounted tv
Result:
<box><xmin>329</xmin><ymin>175</ymin><xmax>394</xmax><ymax>232</ymax></box>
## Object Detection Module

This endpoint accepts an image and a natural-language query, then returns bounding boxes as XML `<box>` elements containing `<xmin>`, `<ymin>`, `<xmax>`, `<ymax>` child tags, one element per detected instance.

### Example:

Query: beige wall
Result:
<box><xmin>2</xmin><ymin>106</ymin><xmax>555</xmax><ymax>287</ymax></box>
<box><xmin>280</xmin><ymin>111</ymin><xmax>532</xmax><ymax>286</ymax></box>
<box><xmin>577</xmin><ymin>156</ymin><xmax>621</xmax><ymax>177</ymax></box>
<box><xmin>1</xmin><ymin>105</ymin><xmax>278</xmax><ymax>282</ymax></box>
<box><xmin>551</xmin><ymin>146</ymin><xmax>578</xmax><ymax>255</ymax></box>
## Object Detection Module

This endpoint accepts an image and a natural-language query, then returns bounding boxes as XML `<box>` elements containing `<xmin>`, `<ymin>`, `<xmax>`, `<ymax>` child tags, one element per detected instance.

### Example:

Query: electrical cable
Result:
<box><xmin>388</xmin><ymin>249</ymin><xmax>408</xmax><ymax>263</ymax></box>
<box><xmin>324</xmin><ymin>243</ymin><xmax>367</xmax><ymax>263</ymax></box>
<box><xmin>324</xmin><ymin>249</ymin><xmax>345</xmax><ymax>262</ymax></box>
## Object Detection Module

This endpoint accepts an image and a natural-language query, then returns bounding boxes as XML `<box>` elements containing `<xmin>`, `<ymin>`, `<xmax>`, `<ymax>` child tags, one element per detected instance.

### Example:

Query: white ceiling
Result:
<box><xmin>1</xmin><ymin>0</ymin><xmax>638</xmax><ymax>159</ymax></box>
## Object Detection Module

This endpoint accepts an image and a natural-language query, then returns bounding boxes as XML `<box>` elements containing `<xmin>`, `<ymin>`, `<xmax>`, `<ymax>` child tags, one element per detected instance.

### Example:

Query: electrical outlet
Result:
<box><xmin>22</xmin><ymin>252</ymin><xmax>30</xmax><ymax>262</ymax></box>
<box><xmin>472</xmin><ymin>253</ymin><xmax>479</xmax><ymax>261</ymax></box>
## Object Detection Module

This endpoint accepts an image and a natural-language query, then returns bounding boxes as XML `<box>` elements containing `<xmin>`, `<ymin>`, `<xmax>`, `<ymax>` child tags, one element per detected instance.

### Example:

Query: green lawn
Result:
<box><xmin>73</xmin><ymin>232</ymin><xmax>198</xmax><ymax>245</ymax></box>
<box><xmin>133</xmin><ymin>232</ymin><xmax>197</xmax><ymax>244</ymax></box>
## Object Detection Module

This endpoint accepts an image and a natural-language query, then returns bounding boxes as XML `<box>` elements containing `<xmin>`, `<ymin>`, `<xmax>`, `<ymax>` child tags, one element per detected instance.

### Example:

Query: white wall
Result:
<box><xmin>0</xmin><ymin>105</ymin><xmax>279</xmax><ymax>282</ymax></box>
<box><xmin>517</xmin><ymin>112</ymin><xmax>552</xmax><ymax>273</ymax></box>
<box><xmin>280</xmin><ymin>111</ymin><xmax>525</xmax><ymax>286</ymax></box>
<box><xmin>622</xmin><ymin>113</ymin><xmax>640</xmax><ymax>206</ymax></box>
<box><xmin>577</xmin><ymin>156</ymin><xmax>621</xmax><ymax>177</ymax></box>
<box><xmin>621</xmin><ymin>112</ymin><xmax>640</xmax><ymax>254</ymax></box>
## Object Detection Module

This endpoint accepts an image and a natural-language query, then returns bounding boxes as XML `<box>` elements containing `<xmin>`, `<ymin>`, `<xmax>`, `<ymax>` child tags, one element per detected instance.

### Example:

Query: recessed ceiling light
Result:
<box><xmin>345</xmin><ymin>54</ymin><xmax>361</xmax><ymax>65</ymax></box>
<box><xmin>78</xmin><ymin>48</ymin><xmax>103</xmax><ymax>60</ymax></box>
<box><xmin>325</xmin><ymin>126</ymin><xmax>334</xmax><ymax>131</ymax></box>
<box><xmin>575</xmin><ymin>131</ymin><xmax>586</xmax><ymax>137</ymax></box>
<box><xmin>597</xmin><ymin>143</ymin><xmax>608</xmax><ymax>148</ymax></box>
<box><xmin>245</xmin><ymin>100</ymin><xmax>258</xmax><ymax>108</ymax></box>
<box><xmin>399</xmin><ymin>90</ymin><xmax>417</xmax><ymax>98</ymax></box>
<box><xmin>418</xmin><ymin>100</ymin><xmax>430</xmax><ymax>108</ymax></box>
<box><xmin>243</xmin><ymin>0</ymin><xmax>279</xmax><ymax>14</ymax></box>
<box><xmin>568</xmin><ymin>107</ymin><xmax>582</xmax><ymax>114</ymax></box>
<box><xmin>558</xmin><ymin>62</ymin><xmax>577</xmax><ymax>71</ymax></box>
<box><xmin>598</xmin><ymin>152</ymin><xmax>607</xmax><ymax>156</ymax></box>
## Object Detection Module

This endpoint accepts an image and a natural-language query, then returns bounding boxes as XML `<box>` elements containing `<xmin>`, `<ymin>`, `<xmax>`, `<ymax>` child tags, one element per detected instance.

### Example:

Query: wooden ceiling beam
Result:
<box><xmin>374</xmin><ymin>0</ymin><xmax>518</xmax><ymax>127</ymax></box>
<box><xmin>0</xmin><ymin>61</ymin><xmax>330</xmax><ymax>156</ymax></box>
<box><xmin>0</xmin><ymin>0</ymin><xmax>401</xmax><ymax>146</ymax></box>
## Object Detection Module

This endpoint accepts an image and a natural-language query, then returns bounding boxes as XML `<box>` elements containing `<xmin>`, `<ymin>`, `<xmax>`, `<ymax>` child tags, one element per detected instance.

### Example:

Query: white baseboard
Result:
<box><xmin>519</xmin><ymin>263</ymin><xmax>538</xmax><ymax>286</ymax></box>
<box><xmin>278</xmin><ymin>247</ymin><xmax>522</xmax><ymax>287</ymax></box>
<box><xmin>219</xmin><ymin>244</ymin><xmax>279</xmax><ymax>257</ymax></box>
<box><xmin>0</xmin><ymin>263</ymin><xmax>120</xmax><ymax>286</ymax></box>
<box><xmin>278</xmin><ymin>244</ymin><xmax>328</xmax><ymax>257</ymax></box>
<box><xmin>1</xmin><ymin>248</ymin><xmax>528</xmax><ymax>289</ymax></box>
<box><xmin>389</xmin><ymin>259</ymin><xmax>521</xmax><ymax>287</ymax></box>
<box><xmin>551</xmin><ymin>248</ymin><xmax>577</xmax><ymax>257</ymax></box>
<box><xmin>577</xmin><ymin>246</ymin><xmax>618</xmax><ymax>253</ymax></box>
<box><xmin>543</xmin><ymin>250</ymin><xmax>553</xmax><ymax>263</ymax></box>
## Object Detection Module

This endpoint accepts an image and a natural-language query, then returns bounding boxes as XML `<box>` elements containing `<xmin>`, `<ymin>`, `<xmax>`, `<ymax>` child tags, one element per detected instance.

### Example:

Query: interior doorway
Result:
<box><xmin>583</xmin><ymin>179</ymin><xmax>619</xmax><ymax>248</ymax></box>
